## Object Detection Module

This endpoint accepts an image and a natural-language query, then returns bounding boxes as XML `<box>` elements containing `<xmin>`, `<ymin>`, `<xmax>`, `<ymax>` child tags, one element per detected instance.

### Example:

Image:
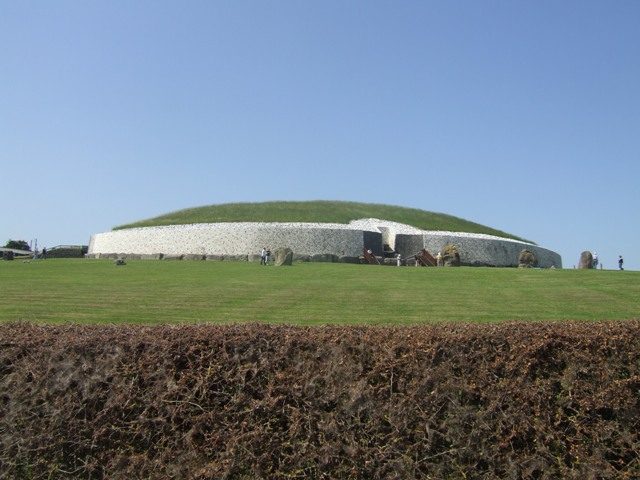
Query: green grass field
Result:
<box><xmin>1</xmin><ymin>259</ymin><xmax>638</xmax><ymax>325</ymax></box>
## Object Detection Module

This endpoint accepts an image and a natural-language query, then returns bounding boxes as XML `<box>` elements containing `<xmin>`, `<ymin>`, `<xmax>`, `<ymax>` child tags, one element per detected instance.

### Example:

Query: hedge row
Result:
<box><xmin>1</xmin><ymin>322</ymin><xmax>639</xmax><ymax>479</ymax></box>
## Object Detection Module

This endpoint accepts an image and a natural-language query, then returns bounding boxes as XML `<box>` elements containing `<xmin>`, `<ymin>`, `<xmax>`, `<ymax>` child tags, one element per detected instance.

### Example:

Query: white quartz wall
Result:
<box><xmin>348</xmin><ymin>218</ymin><xmax>424</xmax><ymax>250</ymax></box>
<box><xmin>395</xmin><ymin>232</ymin><xmax>562</xmax><ymax>268</ymax></box>
<box><xmin>89</xmin><ymin>223</ymin><xmax>375</xmax><ymax>257</ymax></box>
<box><xmin>89</xmin><ymin>219</ymin><xmax>562</xmax><ymax>267</ymax></box>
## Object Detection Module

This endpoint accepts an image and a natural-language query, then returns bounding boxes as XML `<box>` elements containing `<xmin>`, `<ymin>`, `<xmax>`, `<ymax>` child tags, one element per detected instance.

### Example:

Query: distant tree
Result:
<box><xmin>4</xmin><ymin>240</ymin><xmax>30</xmax><ymax>251</ymax></box>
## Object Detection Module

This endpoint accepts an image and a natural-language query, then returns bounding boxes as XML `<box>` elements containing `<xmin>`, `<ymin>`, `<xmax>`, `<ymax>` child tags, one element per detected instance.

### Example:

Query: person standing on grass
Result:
<box><xmin>260</xmin><ymin>247</ymin><xmax>266</xmax><ymax>265</ymax></box>
<box><xmin>618</xmin><ymin>255</ymin><xmax>624</xmax><ymax>270</ymax></box>
<box><xmin>593</xmin><ymin>252</ymin><xmax>598</xmax><ymax>269</ymax></box>
<box><xmin>396</xmin><ymin>253</ymin><xmax>401</xmax><ymax>267</ymax></box>
<box><xmin>265</xmin><ymin>248</ymin><xmax>271</xmax><ymax>265</ymax></box>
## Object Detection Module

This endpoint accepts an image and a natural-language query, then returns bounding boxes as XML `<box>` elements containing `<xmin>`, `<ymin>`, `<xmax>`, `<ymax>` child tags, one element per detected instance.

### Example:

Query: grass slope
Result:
<box><xmin>1</xmin><ymin>259</ymin><xmax>638</xmax><ymax>324</ymax></box>
<box><xmin>114</xmin><ymin>200</ymin><xmax>531</xmax><ymax>242</ymax></box>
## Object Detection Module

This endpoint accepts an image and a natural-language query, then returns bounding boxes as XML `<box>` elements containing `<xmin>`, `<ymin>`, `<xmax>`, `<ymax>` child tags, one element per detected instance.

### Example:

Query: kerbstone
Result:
<box><xmin>183</xmin><ymin>254</ymin><xmax>205</xmax><ymax>261</ymax></box>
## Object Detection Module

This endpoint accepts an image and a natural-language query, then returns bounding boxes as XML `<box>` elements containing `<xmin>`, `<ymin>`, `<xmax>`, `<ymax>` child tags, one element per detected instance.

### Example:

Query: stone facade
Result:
<box><xmin>395</xmin><ymin>232</ymin><xmax>561</xmax><ymax>268</ymax></box>
<box><xmin>89</xmin><ymin>222</ymin><xmax>382</xmax><ymax>258</ymax></box>
<box><xmin>88</xmin><ymin>219</ymin><xmax>562</xmax><ymax>268</ymax></box>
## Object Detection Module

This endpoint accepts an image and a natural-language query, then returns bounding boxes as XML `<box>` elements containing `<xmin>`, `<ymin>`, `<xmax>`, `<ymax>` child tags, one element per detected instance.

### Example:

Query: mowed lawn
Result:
<box><xmin>0</xmin><ymin>259</ymin><xmax>638</xmax><ymax>324</ymax></box>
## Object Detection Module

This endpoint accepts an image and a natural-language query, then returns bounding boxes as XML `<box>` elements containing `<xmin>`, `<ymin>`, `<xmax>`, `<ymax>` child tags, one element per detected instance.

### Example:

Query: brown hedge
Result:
<box><xmin>1</xmin><ymin>322</ymin><xmax>639</xmax><ymax>479</ymax></box>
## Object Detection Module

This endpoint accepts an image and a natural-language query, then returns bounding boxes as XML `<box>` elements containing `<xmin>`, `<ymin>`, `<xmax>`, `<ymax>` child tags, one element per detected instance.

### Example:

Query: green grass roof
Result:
<box><xmin>114</xmin><ymin>200</ymin><xmax>532</xmax><ymax>243</ymax></box>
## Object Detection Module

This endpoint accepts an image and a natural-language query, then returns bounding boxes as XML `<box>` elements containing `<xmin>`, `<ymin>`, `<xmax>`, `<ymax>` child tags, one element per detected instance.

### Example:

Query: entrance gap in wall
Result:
<box><xmin>378</xmin><ymin>226</ymin><xmax>398</xmax><ymax>258</ymax></box>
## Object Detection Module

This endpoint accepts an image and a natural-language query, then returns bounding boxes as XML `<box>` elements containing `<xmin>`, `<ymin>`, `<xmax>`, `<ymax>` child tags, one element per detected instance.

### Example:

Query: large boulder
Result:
<box><xmin>578</xmin><ymin>251</ymin><xmax>594</xmax><ymax>269</ymax></box>
<box><xmin>518</xmin><ymin>249</ymin><xmax>537</xmax><ymax>268</ymax></box>
<box><xmin>441</xmin><ymin>244</ymin><xmax>460</xmax><ymax>267</ymax></box>
<box><xmin>274</xmin><ymin>248</ymin><xmax>294</xmax><ymax>266</ymax></box>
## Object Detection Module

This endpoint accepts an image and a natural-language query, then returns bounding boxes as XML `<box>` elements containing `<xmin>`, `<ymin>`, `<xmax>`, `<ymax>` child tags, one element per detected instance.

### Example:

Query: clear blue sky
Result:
<box><xmin>2</xmin><ymin>1</ymin><xmax>638</xmax><ymax>270</ymax></box>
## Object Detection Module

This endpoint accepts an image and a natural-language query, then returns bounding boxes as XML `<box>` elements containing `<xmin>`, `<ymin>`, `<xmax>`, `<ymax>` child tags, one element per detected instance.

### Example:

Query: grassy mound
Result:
<box><xmin>2</xmin><ymin>322</ymin><xmax>638</xmax><ymax>479</ymax></box>
<box><xmin>114</xmin><ymin>200</ymin><xmax>531</xmax><ymax>242</ymax></box>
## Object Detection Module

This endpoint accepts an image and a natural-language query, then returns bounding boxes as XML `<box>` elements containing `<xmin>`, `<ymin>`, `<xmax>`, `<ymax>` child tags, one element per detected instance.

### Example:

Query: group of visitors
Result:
<box><xmin>260</xmin><ymin>247</ymin><xmax>271</xmax><ymax>265</ymax></box>
<box><xmin>31</xmin><ymin>247</ymin><xmax>47</xmax><ymax>260</ymax></box>
<box><xmin>593</xmin><ymin>252</ymin><xmax>625</xmax><ymax>270</ymax></box>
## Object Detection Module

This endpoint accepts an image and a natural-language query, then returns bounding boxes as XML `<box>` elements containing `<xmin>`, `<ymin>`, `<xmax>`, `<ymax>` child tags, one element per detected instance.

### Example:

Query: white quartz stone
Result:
<box><xmin>88</xmin><ymin>219</ymin><xmax>562</xmax><ymax>267</ymax></box>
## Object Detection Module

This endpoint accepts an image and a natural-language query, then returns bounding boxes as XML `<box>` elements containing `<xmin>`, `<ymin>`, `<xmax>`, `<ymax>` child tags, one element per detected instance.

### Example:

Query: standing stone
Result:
<box><xmin>441</xmin><ymin>244</ymin><xmax>461</xmax><ymax>267</ymax></box>
<box><xmin>578</xmin><ymin>251</ymin><xmax>594</xmax><ymax>269</ymax></box>
<box><xmin>274</xmin><ymin>248</ymin><xmax>294</xmax><ymax>266</ymax></box>
<box><xmin>518</xmin><ymin>249</ymin><xmax>537</xmax><ymax>268</ymax></box>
